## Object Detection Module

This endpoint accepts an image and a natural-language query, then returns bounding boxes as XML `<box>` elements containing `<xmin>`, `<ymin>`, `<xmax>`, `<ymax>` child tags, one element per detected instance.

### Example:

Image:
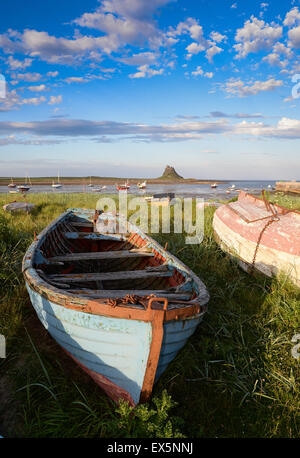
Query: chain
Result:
<box><xmin>250</xmin><ymin>215</ymin><xmax>280</xmax><ymax>274</ymax></box>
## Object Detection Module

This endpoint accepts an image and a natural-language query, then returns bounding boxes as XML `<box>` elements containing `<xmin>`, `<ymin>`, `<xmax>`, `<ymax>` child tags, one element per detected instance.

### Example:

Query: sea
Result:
<box><xmin>0</xmin><ymin>180</ymin><xmax>277</xmax><ymax>201</ymax></box>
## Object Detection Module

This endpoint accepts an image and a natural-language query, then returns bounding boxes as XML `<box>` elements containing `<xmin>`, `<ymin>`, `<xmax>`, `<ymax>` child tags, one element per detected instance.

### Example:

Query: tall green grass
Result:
<box><xmin>0</xmin><ymin>191</ymin><xmax>299</xmax><ymax>438</ymax></box>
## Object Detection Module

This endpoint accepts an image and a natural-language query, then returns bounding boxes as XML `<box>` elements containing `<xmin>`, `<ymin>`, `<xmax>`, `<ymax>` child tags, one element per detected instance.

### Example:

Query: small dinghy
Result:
<box><xmin>3</xmin><ymin>202</ymin><xmax>35</xmax><ymax>213</ymax></box>
<box><xmin>213</xmin><ymin>191</ymin><xmax>300</xmax><ymax>286</ymax></box>
<box><xmin>22</xmin><ymin>208</ymin><xmax>209</xmax><ymax>406</ymax></box>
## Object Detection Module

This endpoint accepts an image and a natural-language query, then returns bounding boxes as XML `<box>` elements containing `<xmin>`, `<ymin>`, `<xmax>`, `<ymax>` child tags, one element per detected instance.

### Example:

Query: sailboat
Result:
<box><xmin>137</xmin><ymin>181</ymin><xmax>147</xmax><ymax>189</ymax></box>
<box><xmin>17</xmin><ymin>174</ymin><xmax>31</xmax><ymax>192</ymax></box>
<box><xmin>52</xmin><ymin>171</ymin><xmax>63</xmax><ymax>189</ymax></box>
<box><xmin>8</xmin><ymin>177</ymin><xmax>16</xmax><ymax>188</ymax></box>
<box><xmin>88</xmin><ymin>176</ymin><xmax>94</xmax><ymax>187</ymax></box>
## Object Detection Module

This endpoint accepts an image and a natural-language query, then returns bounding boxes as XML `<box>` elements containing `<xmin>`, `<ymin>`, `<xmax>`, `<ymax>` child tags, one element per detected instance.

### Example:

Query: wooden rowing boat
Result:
<box><xmin>22</xmin><ymin>208</ymin><xmax>209</xmax><ymax>406</ymax></box>
<box><xmin>213</xmin><ymin>191</ymin><xmax>300</xmax><ymax>286</ymax></box>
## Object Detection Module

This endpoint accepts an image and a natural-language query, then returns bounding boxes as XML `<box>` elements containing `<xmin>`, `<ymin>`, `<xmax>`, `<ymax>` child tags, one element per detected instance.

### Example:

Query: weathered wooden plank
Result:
<box><xmin>71</xmin><ymin>221</ymin><xmax>94</xmax><ymax>228</ymax></box>
<box><xmin>48</xmin><ymin>249</ymin><xmax>154</xmax><ymax>262</ymax></box>
<box><xmin>228</xmin><ymin>201</ymin><xmax>274</xmax><ymax>223</ymax></box>
<box><xmin>49</xmin><ymin>269</ymin><xmax>173</xmax><ymax>283</ymax></box>
<box><xmin>63</xmin><ymin>232</ymin><xmax>129</xmax><ymax>241</ymax></box>
<box><xmin>67</xmin><ymin>289</ymin><xmax>192</xmax><ymax>300</ymax></box>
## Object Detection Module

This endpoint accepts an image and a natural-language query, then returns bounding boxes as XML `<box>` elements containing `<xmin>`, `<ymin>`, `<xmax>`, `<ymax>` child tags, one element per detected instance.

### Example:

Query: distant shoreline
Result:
<box><xmin>0</xmin><ymin>177</ymin><xmax>228</xmax><ymax>186</ymax></box>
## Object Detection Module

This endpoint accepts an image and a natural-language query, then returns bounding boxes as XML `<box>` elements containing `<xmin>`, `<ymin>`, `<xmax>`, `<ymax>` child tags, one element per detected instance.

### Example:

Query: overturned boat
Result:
<box><xmin>22</xmin><ymin>208</ymin><xmax>209</xmax><ymax>406</ymax></box>
<box><xmin>3</xmin><ymin>201</ymin><xmax>35</xmax><ymax>213</ymax></box>
<box><xmin>213</xmin><ymin>191</ymin><xmax>300</xmax><ymax>286</ymax></box>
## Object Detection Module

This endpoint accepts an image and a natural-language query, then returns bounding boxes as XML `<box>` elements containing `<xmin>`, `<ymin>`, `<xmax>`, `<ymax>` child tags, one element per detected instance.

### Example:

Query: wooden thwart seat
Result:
<box><xmin>63</xmin><ymin>232</ymin><xmax>128</xmax><ymax>241</ymax></box>
<box><xmin>49</xmin><ymin>269</ymin><xmax>173</xmax><ymax>283</ymax></box>
<box><xmin>68</xmin><ymin>289</ymin><xmax>192</xmax><ymax>300</ymax></box>
<box><xmin>71</xmin><ymin>221</ymin><xmax>94</xmax><ymax>228</ymax></box>
<box><xmin>48</xmin><ymin>248</ymin><xmax>154</xmax><ymax>262</ymax></box>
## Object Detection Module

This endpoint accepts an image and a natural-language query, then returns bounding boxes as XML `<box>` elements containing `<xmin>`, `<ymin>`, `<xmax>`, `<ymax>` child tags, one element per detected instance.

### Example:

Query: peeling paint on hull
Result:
<box><xmin>26</xmin><ymin>283</ymin><xmax>204</xmax><ymax>405</ymax></box>
<box><xmin>213</xmin><ymin>192</ymin><xmax>300</xmax><ymax>286</ymax></box>
<box><xmin>26</xmin><ymin>284</ymin><xmax>151</xmax><ymax>405</ymax></box>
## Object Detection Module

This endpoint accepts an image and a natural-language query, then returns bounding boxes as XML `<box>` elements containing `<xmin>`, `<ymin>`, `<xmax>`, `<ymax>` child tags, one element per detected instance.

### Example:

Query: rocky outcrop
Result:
<box><xmin>159</xmin><ymin>165</ymin><xmax>184</xmax><ymax>180</ymax></box>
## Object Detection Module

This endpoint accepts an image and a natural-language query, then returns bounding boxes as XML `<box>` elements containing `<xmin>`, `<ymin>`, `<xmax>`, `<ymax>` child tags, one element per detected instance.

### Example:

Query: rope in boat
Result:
<box><xmin>106</xmin><ymin>293</ymin><xmax>156</xmax><ymax>308</ymax></box>
<box><xmin>105</xmin><ymin>293</ymin><xmax>199</xmax><ymax>309</ymax></box>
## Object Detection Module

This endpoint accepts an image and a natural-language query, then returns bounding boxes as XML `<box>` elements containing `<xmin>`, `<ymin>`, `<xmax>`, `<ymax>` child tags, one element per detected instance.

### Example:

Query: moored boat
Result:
<box><xmin>52</xmin><ymin>171</ymin><xmax>63</xmax><ymax>189</ymax></box>
<box><xmin>17</xmin><ymin>185</ymin><xmax>30</xmax><ymax>192</ymax></box>
<box><xmin>213</xmin><ymin>191</ymin><xmax>300</xmax><ymax>286</ymax></box>
<box><xmin>8</xmin><ymin>177</ymin><xmax>16</xmax><ymax>188</ymax></box>
<box><xmin>22</xmin><ymin>208</ymin><xmax>209</xmax><ymax>406</ymax></box>
<box><xmin>116</xmin><ymin>181</ymin><xmax>130</xmax><ymax>191</ymax></box>
<box><xmin>17</xmin><ymin>173</ymin><xmax>31</xmax><ymax>192</ymax></box>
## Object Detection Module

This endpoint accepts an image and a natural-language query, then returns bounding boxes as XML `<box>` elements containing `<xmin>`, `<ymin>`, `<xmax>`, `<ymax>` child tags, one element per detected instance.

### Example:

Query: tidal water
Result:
<box><xmin>0</xmin><ymin>180</ymin><xmax>277</xmax><ymax>200</ymax></box>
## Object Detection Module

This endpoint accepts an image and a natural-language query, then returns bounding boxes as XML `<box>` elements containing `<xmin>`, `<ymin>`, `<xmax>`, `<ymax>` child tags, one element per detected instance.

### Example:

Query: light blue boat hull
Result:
<box><xmin>26</xmin><ymin>284</ymin><xmax>203</xmax><ymax>404</ymax></box>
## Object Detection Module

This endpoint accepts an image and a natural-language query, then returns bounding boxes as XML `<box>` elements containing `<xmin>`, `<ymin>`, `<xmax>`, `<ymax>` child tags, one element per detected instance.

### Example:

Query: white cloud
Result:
<box><xmin>263</xmin><ymin>53</ymin><xmax>288</xmax><ymax>67</ymax></box>
<box><xmin>223</xmin><ymin>77</ymin><xmax>283</xmax><ymax>97</ymax></box>
<box><xmin>8</xmin><ymin>56</ymin><xmax>32</xmax><ymax>70</ymax></box>
<box><xmin>22</xmin><ymin>96</ymin><xmax>46</xmax><ymax>105</ymax></box>
<box><xmin>288</xmin><ymin>25</ymin><xmax>300</xmax><ymax>48</ymax></box>
<box><xmin>262</xmin><ymin>42</ymin><xmax>293</xmax><ymax>67</ymax></box>
<box><xmin>210</xmin><ymin>31</ymin><xmax>226</xmax><ymax>43</ymax></box>
<box><xmin>129</xmin><ymin>64</ymin><xmax>164</xmax><ymax>78</ymax></box>
<box><xmin>65</xmin><ymin>76</ymin><xmax>89</xmax><ymax>83</ymax></box>
<box><xmin>1</xmin><ymin>116</ymin><xmax>300</xmax><ymax>143</ymax></box>
<box><xmin>47</xmin><ymin>71</ymin><xmax>59</xmax><ymax>77</ymax></box>
<box><xmin>48</xmin><ymin>95</ymin><xmax>62</xmax><ymax>105</ymax></box>
<box><xmin>185</xmin><ymin>42</ymin><xmax>205</xmax><ymax>58</ymax></box>
<box><xmin>233</xmin><ymin>117</ymin><xmax>300</xmax><ymax>139</ymax></box>
<box><xmin>284</xmin><ymin>7</ymin><xmax>300</xmax><ymax>27</ymax></box>
<box><xmin>118</xmin><ymin>51</ymin><xmax>158</xmax><ymax>66</ymax></box>
<box><xmin>169</xmin><ymin>18</ymin><xmax>205</xmax><ymax>41</ymax></box>
<box><xmin>206</xmin><ymin>44</ymin><xmax>223</xmax><ymax>62</ymax></box>
<box><xmin>190</xmin><ymin>66</ymin><xmax>213</xmax><ymax>78</ymax></box>
<box><xmin>0</xmin><ymin>88</ymin><xmax>21</xmax><ymax>111</ymax></box>
<box><xmin>234</xmin><ymin>16</ymin><xmax>282</xmax><ymax>58</ymax></box>
<box><xmin>27</xmin><ymin>84</ymin><xmax>47</xmax><ymax>92</ymax></box>
<box><xmin>13</xmin><ymin>72</ymin><xmax>42</xmax><ymax>82</ymax></box>
<box><xmin>74</xmin><ymin>0</ymin><xmax>172</xmax><ymax>53</ymax></box>
<box><xmin>260</xmin><ymin>3</ymin><xmax>269</xmax><ymax>11</ymax></box>
<box><xmin>168</xmin><ymin>17</ymin><xmax>211</xmax><ymax>60</ymax></box>
<box><xmin>0</xmin><ymin>2</ymin><xmax>173</xmax><ymax>66</ymax></box>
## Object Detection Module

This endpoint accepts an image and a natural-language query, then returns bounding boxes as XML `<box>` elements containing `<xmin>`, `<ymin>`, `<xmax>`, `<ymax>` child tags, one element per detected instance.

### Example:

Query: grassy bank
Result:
<box><xmin>0</xmin><ymin>192</ymin><xmax>299</xmax><ymax>438</ymax></box>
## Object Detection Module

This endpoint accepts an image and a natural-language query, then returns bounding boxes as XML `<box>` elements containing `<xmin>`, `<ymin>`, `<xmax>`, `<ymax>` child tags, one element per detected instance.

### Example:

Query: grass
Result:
<box><xmin>0</xmin><ymin>191</ymin><xmax>299</xmax><ymax>438</ymax></box>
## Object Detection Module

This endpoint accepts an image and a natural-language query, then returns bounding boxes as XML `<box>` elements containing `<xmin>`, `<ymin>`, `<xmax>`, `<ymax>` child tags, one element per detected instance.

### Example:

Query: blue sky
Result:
<box><xmin>0</xmin><ymin>0</ymin><xmax>300</xmax><ymax>179</ymax></box>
